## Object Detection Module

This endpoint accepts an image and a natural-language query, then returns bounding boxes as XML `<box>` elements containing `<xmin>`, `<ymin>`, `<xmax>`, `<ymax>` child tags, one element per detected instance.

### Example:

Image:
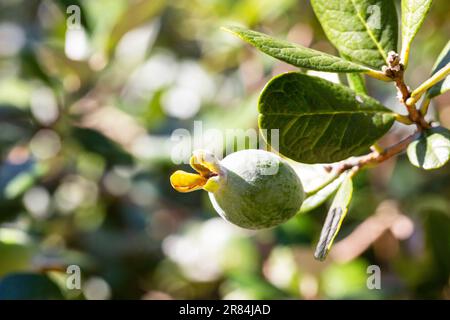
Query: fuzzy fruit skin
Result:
<box><xmin>209</xmin><ymin>150</ymin><xmax>304</xmax><ymax>229</ymax></box>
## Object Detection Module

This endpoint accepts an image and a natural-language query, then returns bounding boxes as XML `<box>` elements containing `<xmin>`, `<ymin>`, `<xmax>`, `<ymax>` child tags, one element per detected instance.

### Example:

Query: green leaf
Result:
<box><xmin>291</xmin><ymin>162</ymin><xmax>346</xmax><ymax>214</ymax></box>
<box><xmin>0</xmin><ymin>273</ymin><xmax>64</xmax><ymax>300</ymax></box>
<box><xmin>299</xmin><ymin>173</ymin><xmax>346</xmax><ymax>214</ymax></box>
<box><xmin>258</xmin><ymin>72</ymin><xmax>395</xmax><ymax>164</ymax></box>
<box><xmin>106</xmin><ymin>0</ymin><xmax>166</xmax><ymax>57</ymax></box>
<box><xmin>400</xmin><ymin>0</ymin><xmax>433</xmax><ymax>66</ymax></box>
<box><xmin>427</xmin><ymin>40</ymin><xmax>450</xmax><ymax>98</ymax></box>
<box><xmin>346</xmin><ymin>73</ymin><xmax>368</xmax><ymax>94</ymax></box>
<box><xmin>72</xmin><ymin>127</ymin><xmax>133</xmax><ymax>166</ymax></box>
<box><xmin>223</xmin><ymin>26</ymin><xmax>370</xmax><ymax>73</ymax></box>
<box><xmin>407</xmin><ymin>126</ymin><xmax>450</xmax><ymax>170</ymax></box>
<box><xmin>314</xmin><ymin>175</ymin><xmax>353</xmax><ymax>261</ymax></box>
<box><xmin>311</xmin><ymin>0</ymin><xmax>398</xmax><ymax>69</ymax></box>
<box><xmin>341</xmin><ymin>52</ymin><xmax>368</xmax><ymax>94</ymax></box>
<box><xmin>291</xmin><ymin>162</ymin><xmax>338</xmax><ymax>193</ymax></box>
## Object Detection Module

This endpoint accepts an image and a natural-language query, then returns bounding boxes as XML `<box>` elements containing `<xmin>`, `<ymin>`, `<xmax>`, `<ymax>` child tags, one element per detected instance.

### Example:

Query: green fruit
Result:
<box><xmin>171</xmin><ymin>150</ymin><xmax>304</xmax><ymax>229</ymax></box>
<box><xmin>210</xmin><ymin>150</ymin><xmax>305</xmax><ymax>229</ymax></box>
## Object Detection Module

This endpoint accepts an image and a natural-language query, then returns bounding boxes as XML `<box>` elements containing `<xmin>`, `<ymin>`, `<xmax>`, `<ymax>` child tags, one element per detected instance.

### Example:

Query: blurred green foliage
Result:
<box><xmin>0</xmin><ymin>0</ymin><xmax>449</xmax><ymax>300</ymax></box>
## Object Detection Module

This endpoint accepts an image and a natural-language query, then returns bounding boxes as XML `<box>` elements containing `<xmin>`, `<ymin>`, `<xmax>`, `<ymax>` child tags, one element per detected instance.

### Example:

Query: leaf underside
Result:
<box><xmin>346</xmin><ymin>72</ymin><xmax>368</xmax><ymax>94</ymax></box>
<box><xmin>427</xmin><ymin>41</ymin><xmax>450</xmax><ymax>98</ymax></box>
<box><xmin>407</xmin><ymin>126</ymin><xmax>450</xmax><ymax>170</ymax></box>
<box><xmin>224</xmin><ymin>26</ymin><xmax>370</xmax><ymax>73</ymax></box>
<box><xmin>300</xmin><ymin>173</ymin><xmax>346</xmax><ymax>214</ymax></box>
<box><xmin>314</xmin><ymin>175</ymin><xmax>353</xmax><ymax>261</ymax></box>
<box><xmin>401</xmin><ymin>0</ymin><xmax>433</xmax><ymax>63</ymax></box>
<box><xmin>258</xmin><ymin>72</ymin><xmax>395</xmax><ymax>164</ymax></box>
<box><xmin>292</xmin><ymin>162</ymin><xmax>339</xmax><ymax>194</ymax></box>
<box><xmin>311</xmin><ymin>0</ymin><xmax>398</xmax><ymax>69</ymax></box>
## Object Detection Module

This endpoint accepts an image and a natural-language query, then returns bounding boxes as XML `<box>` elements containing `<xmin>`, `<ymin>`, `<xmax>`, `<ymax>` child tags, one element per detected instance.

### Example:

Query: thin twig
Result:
<box><xmin>323</xmin><ymin>52</ymin><xmax>432</xmax><ymax>177</ymax></box>
<box><xmin>383</xmin><ymin>51</ymin><xmax>431</xmax><ymax>130</ymax></box>
<box><xmin>319</xmin><ymin>52</ymin><xmax>433</xmax><ymax>184</ymax></box>
<box><xmin>332</xmin><ymin>132</ymin><xmax>419</xmax><ymax>176</ymax></box>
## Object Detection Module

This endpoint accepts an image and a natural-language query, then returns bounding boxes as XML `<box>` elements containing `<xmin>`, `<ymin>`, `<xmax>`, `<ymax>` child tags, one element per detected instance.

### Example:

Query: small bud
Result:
<box><xmin>387</xmin><ymin>51</ymin><xmax>400</xmax><ymax>67</ymax></box>
<box><xmin>382</xmin><ymin>66</ymin><xmax>394</xmax><ymax>78</ymax></box>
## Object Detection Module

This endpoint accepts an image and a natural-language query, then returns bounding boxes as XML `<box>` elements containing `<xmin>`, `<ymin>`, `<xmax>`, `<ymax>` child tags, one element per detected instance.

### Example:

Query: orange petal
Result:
<box><xmin>170</xmin><ymin>170</ymin><xmax>207</xmax><ymax>193</ymax></box>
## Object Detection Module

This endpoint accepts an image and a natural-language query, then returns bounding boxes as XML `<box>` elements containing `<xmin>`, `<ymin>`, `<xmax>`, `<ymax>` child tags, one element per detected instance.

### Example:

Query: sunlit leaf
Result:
<box><xmin>258</xmin><ymin>72</ymin><xmax>395</xmax><ymax>163</ymax></box>
<box><xmin>407</xmin><ymin>126</ymin><xmax>450</xmax><ymax>170</ymax></box>
<box><xmin>224</xmin><ymin>26</ymin><xmax>370</xmax><ymax>73</ymax></box>
<box><xmin>311</xmin><ymin>0</ymin><xmax>398</xmax><ymax>69</ymax></box>
<box><xmin>401</xmin><ymin>0</ymin><xmax>433</xmax><ymax>66</ymax></box>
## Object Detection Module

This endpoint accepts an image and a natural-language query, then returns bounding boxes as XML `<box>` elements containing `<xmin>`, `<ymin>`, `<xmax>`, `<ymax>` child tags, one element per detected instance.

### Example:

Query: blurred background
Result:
<box><xmin>0</xmin><ymin>0</ymin><xmax>449</xmax><ymax>300</ymax></box>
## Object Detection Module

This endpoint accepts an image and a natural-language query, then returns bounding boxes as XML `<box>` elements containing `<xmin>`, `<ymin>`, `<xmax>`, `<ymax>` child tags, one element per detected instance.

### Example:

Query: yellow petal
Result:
<box><xmin>203</xmin><ymin>176</ymin><xmax>220</xmax><ymax>193</ymax></box>
<box><xmin>170</xmin><ymin>170</ymin><xmax>207</xmax><ymax>193</ymax></box>
<box><xmin>190</xmin><ymin>150</ymin><xmax>221</xmax><ymax>177</ymax></box>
